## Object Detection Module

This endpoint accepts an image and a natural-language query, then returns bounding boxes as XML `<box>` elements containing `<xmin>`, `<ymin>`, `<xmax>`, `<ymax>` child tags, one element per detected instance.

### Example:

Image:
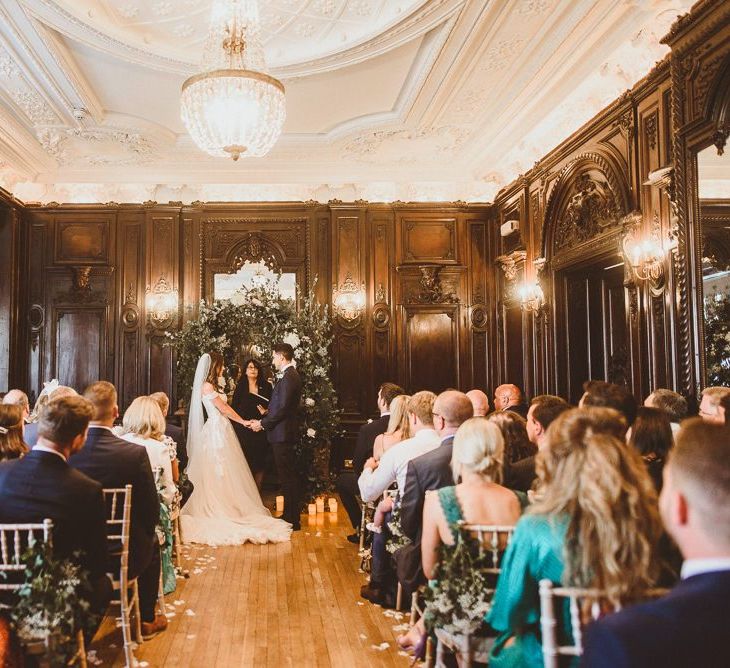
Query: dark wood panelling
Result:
<box><xmin>402</xmin><ymin>308</ymin><xmax>459</xmax><ymax>394</ymax></box>
<box><xmin>399</xmin><ymin>215</ymin><xmax>458</xmax><ymax>264</ymax></box>
<box><xmin>0</xmin><ymin>203</ymin><xmax>21</xmax><ymax>392</ymax></box>
<box><xmin>54</xmin><ymin>309</ymin><xmax>105</xmax><ymax>392</ymax></box>
<box><xmin>55</xmin><ymin>220</ymin><xmax>110</xmax><ymax>264</ymax></box>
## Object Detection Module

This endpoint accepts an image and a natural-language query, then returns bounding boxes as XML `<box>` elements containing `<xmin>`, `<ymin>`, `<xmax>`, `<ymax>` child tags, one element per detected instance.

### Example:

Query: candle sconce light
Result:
<box><xmin>333</xmin><ymin>272</ymin><xmax>366</xmax><ymax>326</ymax></box>
<box><xmin>145</xmin><ymin>275</ymin><xmax>179</xmax><ymax>332</ymax></box>
<box><xmin>516</xmin><ymin>280</ymin><xmax>545</xmax><ymax>314</ymax></box>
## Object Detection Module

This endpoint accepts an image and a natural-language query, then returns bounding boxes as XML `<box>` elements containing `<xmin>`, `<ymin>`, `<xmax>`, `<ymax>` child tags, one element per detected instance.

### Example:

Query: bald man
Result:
<box><xmin>466</xmin><ymin>389</ymin><xmax>489</xmax><ymax>417</ymax></box>
<box><xmin>493</xmin><ymin>383</ymin><xmax>528</xmax><ymax>418</ymax></box>
<box><xmin>2</xmin><ymin>390</ymin><xmax>30</xmax><ymax>420</ymax></box>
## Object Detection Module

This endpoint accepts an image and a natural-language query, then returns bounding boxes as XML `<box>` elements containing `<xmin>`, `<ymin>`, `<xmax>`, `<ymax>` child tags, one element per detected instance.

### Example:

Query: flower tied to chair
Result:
<box><xmin>0</xmin><ymin>426</ymin><xmax>8</xmax><ymax>435</ymax></box>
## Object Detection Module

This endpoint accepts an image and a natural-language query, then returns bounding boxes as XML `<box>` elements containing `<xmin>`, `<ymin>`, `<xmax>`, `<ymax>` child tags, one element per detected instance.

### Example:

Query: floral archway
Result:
<box><xmin>167</xmin><ymin>279</ymin><xmax>340</xmax><ymax>504</ymax></box>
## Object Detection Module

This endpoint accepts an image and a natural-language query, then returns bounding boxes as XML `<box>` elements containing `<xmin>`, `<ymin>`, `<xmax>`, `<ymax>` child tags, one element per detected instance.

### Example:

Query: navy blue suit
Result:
<box><xmin>261</xmin><ymin>366</ymin><xmax>303</xmax><ymax>525</ymax></box>
<box><xmin>0</xmin><ymin>449</ymin><xmax>108</xmax><ymax>581</ymax></box>
<box><xmin>582</xmin><ymin>570</ymin><xmax>730</xmax><ymax>668</ymax></box>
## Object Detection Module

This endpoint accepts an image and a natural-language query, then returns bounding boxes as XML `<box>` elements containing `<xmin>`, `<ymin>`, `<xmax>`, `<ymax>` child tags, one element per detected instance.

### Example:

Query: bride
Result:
<box><xmin>180</xmin><ymin>352</ymin><xmax>292</xmax><ymax>545</ymax></box>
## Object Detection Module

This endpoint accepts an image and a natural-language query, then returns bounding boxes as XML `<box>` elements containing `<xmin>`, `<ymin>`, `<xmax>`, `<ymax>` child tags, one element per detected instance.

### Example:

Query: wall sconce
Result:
<box><xmin>516</xmin><ymin>280</ymin><xmax>545</xmax><ymax>314</ymax></box>
<box><xmin>333</xmin><ymin>272</ymin><xmax>366</xmax><ymax>324</ymax></box>
<box><xmin>145</xmin><ymin>276</ymin><xmax>179</xmax><ymax>330</ymax></box>
<box><xmin>621</xmin><ymin>230</ymin><xmax>667</xmax><ymax>284</ymax></box>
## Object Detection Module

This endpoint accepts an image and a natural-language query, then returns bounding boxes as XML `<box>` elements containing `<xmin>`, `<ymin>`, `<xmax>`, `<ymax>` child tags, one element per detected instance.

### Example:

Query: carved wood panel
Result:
<box><xmin>55</xmin><ymin>220</ymin><xmax>111</xmax><ymax>265</ymax></box>
<box><xmin>399</xmin><ymin>216</ymin><xmax>457</xmax><ymax>263</ymax></box>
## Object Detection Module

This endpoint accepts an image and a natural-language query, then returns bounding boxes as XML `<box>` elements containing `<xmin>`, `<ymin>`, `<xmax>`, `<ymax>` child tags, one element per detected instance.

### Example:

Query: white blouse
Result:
<box><xmin>120</xmin><ymin>432</ymin><xmax>176</xmax><ymax>508</ymax></box>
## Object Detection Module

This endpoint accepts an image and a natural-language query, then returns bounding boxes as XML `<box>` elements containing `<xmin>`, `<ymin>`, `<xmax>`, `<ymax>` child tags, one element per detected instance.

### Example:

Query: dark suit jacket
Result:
<box><xmin>68</xmin><ymin>426</ymin><xmax>159</xmax><ymax>576</ymax></box>
<box><xmin>261</xmin><ymin>366</ymin><xmax>302</xmax><ymax>444</ymax></box>
<box><xmin>504</xmin><ymin>455</ymin><xmax>536</xmax><ymax>492</ymax></box>
<box><xmin>0</xmin><ymin>449</ymin><xmax>108</xmax><ymax>580</ymax></box>
<box><xmin>400</xmin><ymin>435</ymin><xmax>455</xmax><ymax>543</ymax></box>
<box><xmin>353</xmin><ymin>414</ymin><xmax>390</xmax><ymax>476</ymax></box>
<box><xmin>504</xmin><ymin>403</ymin><xmax>529</xmax><ymax>419</ymax></box>
<box><xmin>165</xmin><ymin>421</ymin><xmax>186</xmax><ymax>470</ymax></box>
<box><xmin>582</xmin><ymin>570</ymin><xmax>730</xmax><ymax>668</ymax></box>
<box><xmin>23</xmin><ymin>421</ymin><xmax>39</xmax><ymax>447</ymax></box>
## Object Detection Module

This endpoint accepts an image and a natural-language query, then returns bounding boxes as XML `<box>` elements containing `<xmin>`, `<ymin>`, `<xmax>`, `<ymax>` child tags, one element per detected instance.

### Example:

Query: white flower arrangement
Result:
<box><xmin>307</xmin><ymin>427</ymin><xmax>316</xmax><ymax>438</ymax></box>
<box><xmin>305</xmin><ymin>397</ymin><xmax>315</xmax><ymax>407</ymax></box>
<box><xmin>283</xmin><ymin>332</ymin><xmax>301</xmax><ymax>349</ymax></box>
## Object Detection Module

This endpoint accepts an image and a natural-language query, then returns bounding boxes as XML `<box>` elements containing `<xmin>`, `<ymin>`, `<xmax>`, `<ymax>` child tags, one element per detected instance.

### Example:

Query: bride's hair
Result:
<box><xmin>205</xmin><ymin>352</ymin><xmax>225</xmax><ymax>386</ymax></box>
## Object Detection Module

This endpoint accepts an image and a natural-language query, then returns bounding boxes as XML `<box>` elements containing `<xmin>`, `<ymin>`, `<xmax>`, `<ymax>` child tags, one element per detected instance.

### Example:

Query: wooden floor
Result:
<box><xmin>90</xmin><ymin>498</ymin><xmax>412</xmax><ymax>667</ymax></box>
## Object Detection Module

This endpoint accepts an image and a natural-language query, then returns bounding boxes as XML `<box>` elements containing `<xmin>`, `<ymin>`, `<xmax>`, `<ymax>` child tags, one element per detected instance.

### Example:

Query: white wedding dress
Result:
<box><xmin>181</xmin><ymin>358</ymin><xmax>291</xmax><ymax>546</ymax></box>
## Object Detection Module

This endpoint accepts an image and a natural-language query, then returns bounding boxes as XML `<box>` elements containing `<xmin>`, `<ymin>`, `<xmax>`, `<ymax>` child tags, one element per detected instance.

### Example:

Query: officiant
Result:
<box><xmin>231</xmin><ymin>358</ymin><xmax>272</xmax><ymax>491</ymax></box>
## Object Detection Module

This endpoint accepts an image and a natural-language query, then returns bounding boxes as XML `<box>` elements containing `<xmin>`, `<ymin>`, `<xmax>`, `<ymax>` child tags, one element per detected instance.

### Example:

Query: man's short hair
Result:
<box><xmin>436</xmin><ymin>390</ymin><xmax>474</xmax><ymax>428</ymax></box>
<box><xmin>149</xmin><ymin>391</ymin><xmax>170</xmax><ymax>416</ymax></box>
<box><xmin>701</xmin><ymin>386</ymin><xmax>730</xmax><ymax>410</ymax></box>
<box><xmin>38</xmin><ymin>396</ymin><xmax>94</xmax><ymax>444</ymax></box>
<box><xmin>83</xmin><ymin>381</ymin><xmax>117</xmax><ymax>421</ymax></box>
<box><xmin>378</xmin><ymin>382</ymin><xmax>404</xmax><ymax>409</ymax></box>
<box><xmin>407</xmin><ymin>391</ymin><xmax>437</xmax><ymax>427</ymax></box>
<box><xmin>530</xmin><ymin>394</ymin><xmax>570</xmax><ymax>431</ymax></box>
<box><xmin>647</xmin><ymin>389</ymin><xmax>688</xmax><ymax>423</ymax></box>
<box><xmin>670</xmin><ymin>418</ymin><xmax>730</xmax><ymax>548</ymax></box>
<box><xmin>582</xmin><ymin>380</ymin><xmax>637</xmax><ymax>424</ymax></box>
<box><xmin>2</xmin><ymin>389</ymin><xmax>29</xmax><ymax>412</ymax></box>
<box><xmin>273</xmin><ymin>343</ymin><xmax>294</xmax><ymax>361</ymax></box>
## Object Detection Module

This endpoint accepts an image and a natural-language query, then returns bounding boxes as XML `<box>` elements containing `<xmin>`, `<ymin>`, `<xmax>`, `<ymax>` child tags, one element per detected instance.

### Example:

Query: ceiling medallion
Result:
<box><xmin>180</xmin><ymin>0</ymin><xmax>286</xmax><ymax>161</ymax></box>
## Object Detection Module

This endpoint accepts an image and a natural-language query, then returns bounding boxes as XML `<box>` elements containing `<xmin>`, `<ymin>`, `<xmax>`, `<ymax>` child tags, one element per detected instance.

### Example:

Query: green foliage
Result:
<box><xmin>422</xmin><ymin>524</ymin><xmax>496</xmax><ymax>637</ymax></box>
<box><xmin>704</xmin><ymin>290</ymin><xmax>730</xmax><ymax>387</ymax></box>
<box><xmin>1</xmin><ymin>541</ymin><xmax>97</xmax><ymax>667</ymax></box>
<box><xmin>166</xmin><ymin>279</ymin><xmax>342</xmax><ymax>503</ymax></box>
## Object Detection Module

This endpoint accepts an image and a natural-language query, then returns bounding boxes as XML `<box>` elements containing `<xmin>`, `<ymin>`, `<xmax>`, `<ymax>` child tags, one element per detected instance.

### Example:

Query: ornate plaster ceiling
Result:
<box><xmin>0</xmin><ymin>0</ymin><xmax>704</xmax><ymax>204</ymax></box>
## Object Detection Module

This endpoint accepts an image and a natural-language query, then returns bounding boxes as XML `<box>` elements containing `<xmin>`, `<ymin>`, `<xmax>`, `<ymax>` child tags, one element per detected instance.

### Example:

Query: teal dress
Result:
<box><xmin>487</xmin><ymin>513</ymin><xmax>570</xmax><ymax>668</ymax></box>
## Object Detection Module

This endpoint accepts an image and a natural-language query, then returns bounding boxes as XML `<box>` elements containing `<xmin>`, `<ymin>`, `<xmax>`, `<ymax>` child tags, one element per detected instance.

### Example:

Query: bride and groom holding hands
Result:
<box><xmin>180</xmin><ymin>342</ymin><xmax>304</xmax><ymax>546</ymax></box>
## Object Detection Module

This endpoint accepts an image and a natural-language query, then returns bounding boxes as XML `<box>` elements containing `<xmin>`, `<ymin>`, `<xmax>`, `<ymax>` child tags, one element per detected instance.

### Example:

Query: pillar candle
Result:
<box><xmin>328</xmin><ymin>500</ymin><xmax>338</xmax><ymax>514</ymax></box>
<box><xmin>275</xmin><ymin>495</ymin><xmax>284</xmax><ymax>512</ymax></box>
<box><xmin>315</xmin><ymin>498</ymin><xmax>325</xmax><ymax>513</ymax></box>
<box><xmin>308</xmin><ymin>503</ymin><xmax>317</xmax><ymax>515</ymax></box>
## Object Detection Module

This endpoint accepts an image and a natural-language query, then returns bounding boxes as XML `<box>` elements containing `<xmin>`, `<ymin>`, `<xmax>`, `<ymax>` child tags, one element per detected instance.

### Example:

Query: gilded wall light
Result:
<box><xmin>621</xmin><ymin>230</ymin><xmax>667</xmax><ymax>284</ymax></box>
<box><xmin>145</xmin><ymin>276</ymin><xmax>179</xmax><ymax>331</ymax></box>
<box><xmin>333</xmin><ymin>273</ymin><xmax>366</xmax><ymax>324</ymax></box>
<box><xmin>516</xmin><ymin>280</ymin><xmax>545</xmax><ymax>314</ymax></box>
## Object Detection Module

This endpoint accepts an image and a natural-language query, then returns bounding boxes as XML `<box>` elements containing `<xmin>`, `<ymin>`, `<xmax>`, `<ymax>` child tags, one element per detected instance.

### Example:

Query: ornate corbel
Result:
<box><xmin>496</xmin><ymin>250</ymin><xmax>527</xmax><ymax>282</ymax></box>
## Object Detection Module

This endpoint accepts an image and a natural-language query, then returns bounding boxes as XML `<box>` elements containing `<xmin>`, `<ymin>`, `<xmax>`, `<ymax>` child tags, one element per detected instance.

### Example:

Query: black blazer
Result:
<box><xmin>68</xmin><ymin>426</ymin><xmax>159</xmax><ymax>576</ymax></box>
<box><xmin>353</xmin><ymin>414</ymin><xmax>390</xmax><ymax>476</ymax></box>
<box><xmin>582</xmin><ymin>570</ymin><xmax>730</xmax><ymax>667</ymax></box>
<box><xmin>165</xmin><ymin>421</ymin><xmax>186</xmax><ymax>470</ymax></box>
<box><xmin>504</xmin><ymin>454</ymin><xmax>537</xmax><ymax>493</ymax></box>
<box><xmin>399</xmin><ymin>435</ymin><xmax>455</xmax><ymax>544</ymax></box>
<box><xmin>261</xmin><ymin>366</ymin><xmax>302</xmax><ymax>444</ymax></box>
<box><xmin>0</xmin><ymin>449</ymin><xmax>108</xmax><ymax>580</ymax></box>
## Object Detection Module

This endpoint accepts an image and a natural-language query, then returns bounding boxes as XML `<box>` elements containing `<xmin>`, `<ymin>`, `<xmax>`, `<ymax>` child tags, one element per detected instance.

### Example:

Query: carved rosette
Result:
<box><xmin>408</xmin><ymin>266</ymin><xmax>459</xmax><ymax>304</ymax></box>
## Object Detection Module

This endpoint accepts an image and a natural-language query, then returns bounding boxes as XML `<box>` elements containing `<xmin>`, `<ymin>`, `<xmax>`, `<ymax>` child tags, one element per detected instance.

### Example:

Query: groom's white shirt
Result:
<box><xmin>358</xmin><ymin>428</ymin><xmax>440</xmax><ymax>502</ymax></box>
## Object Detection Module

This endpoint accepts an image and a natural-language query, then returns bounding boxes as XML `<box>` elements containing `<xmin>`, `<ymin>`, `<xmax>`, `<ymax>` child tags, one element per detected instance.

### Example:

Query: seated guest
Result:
<box><xmin>582</xmin><ymin>419</ymin><xmax>730</xmax><ymax>667</ymax></box>
<box><xmin>493</xmin><ymin>384</ymin><xmax>528</xmax><ymax>418</ymax></box>
<box><xmin>358</xmin><ymin>391</ymin><xmax>439</xmax><ymax>503</ymax></box>
<box><xmin>503</xmin><ymin>394</ymin><xmax>569</xmax><ymax>492</ymax></box>
<box><xmin>628</xmin><ymin>406</ymin><xmax>673</xmax><ymax>493</ymax></box>
<box><xmin>644</xmin><ymin>388</ymin><xmax>687</xmax><ymax>436</ymax></box>
<box><xmin>372</xmin><ymin>394</ymin><xmax>411</xmax><ymax>460</ymax></box>
<box><xmin>25</xmin><ymin>384</ymin><xmax>78</xmax><ymax>447</ymax></box>
<box><xmin>335</xmin><ymin>382</ymin><xmax>404</xmax><ymax>542</ymax></box>
<box><xmin>488</xmin><ymin>410</ymin><xmax>536</xmax><ymax>490</ymax></box>
<box><xmin>69</xmin><ymin>382</ymin><xmax>166</xmax><ymax>638</ymax></box>
<box><xmin>399</xmin><ymin>418</ymin><xmax>524</xmax><ymax>655</ymax></box>
<box><xmin>118</xmin><ymin>396</ymin><xmax>179</xmax><ymax>595</ymax></box>
<box><xmin>2</xmin><ymin>389</ymin><xmax>30</xmax><ymax>421</ymax></box>
<box><xmin>359</xmin><ymin>391</ymin><xmax>439</xmax><ymax>605</ymax></box>
<box><xmin>466</xmin><ymin>389</ymin><xmax>490</xmax><ymax>417</ymax></box>
<box><xmin>0</xmin><ymin>405</ymin><xmax>28</xmax><ymax>461</ymax></box>
<box><xmin>699</xmin><ymin>386</ymin><xmax>730</xmax><ymax>425</ymax></box>
<box><xmin>394</xmin><ymin>390</ymin><xmax>474</xmax><ymax>595</ymax></box>
<box><xmin>0</xmin><ymin>396</ymin><xmax>111</xmax><ymax>614</ymax></box>
<box><xmin>487</xmin><ymin>407</ymin><xmax>662</xmax><ymax>667</ymax></box>
<box><xmin>149</xmin><ymin>391</ymin><xmax>186</xmax><ymax>470</ymax></box>
<box><xmin>579</xmin><ymin>379</ymin><xmax>637</xmax><ymax>425</ymax></box>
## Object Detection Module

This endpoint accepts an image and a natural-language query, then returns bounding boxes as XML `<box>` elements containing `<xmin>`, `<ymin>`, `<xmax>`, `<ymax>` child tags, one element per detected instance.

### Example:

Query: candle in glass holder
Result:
<box><xmin>315</xmin><ymin>498</ymin><xmax>325</xmax><ymax>513</ymax></box>
<box><xmin>308</xmin><ymin>503</ymin><xmax>317</xmax><ymax>516</ymax></box>
<box><xmin>275</xmin><ymin>496</ymin><xmax>284</xmax><ymax>513</ymax></box>
<box><xmin>328</xmin><ymin>497</ymin><xmax>338</xmax><ymax>513</ymax></box>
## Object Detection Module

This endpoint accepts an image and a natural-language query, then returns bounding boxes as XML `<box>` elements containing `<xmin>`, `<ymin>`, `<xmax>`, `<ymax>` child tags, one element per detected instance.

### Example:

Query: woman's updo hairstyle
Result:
<box><xmin>451</xmin><ymin>417</ymin><xmax>505</xmax><ymax>484</ymax></box>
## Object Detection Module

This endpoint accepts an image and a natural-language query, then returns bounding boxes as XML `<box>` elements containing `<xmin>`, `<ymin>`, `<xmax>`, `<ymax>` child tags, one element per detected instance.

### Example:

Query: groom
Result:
<box><xmin>250</xmin><ymin>343</ymin><xmax>303</xmax><ymax>530</ymax></box>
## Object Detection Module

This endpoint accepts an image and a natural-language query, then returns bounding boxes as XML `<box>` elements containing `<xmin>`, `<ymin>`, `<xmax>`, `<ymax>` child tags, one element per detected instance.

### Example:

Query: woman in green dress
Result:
<box><xmin>487</xmin><ymin>407</ymin><xmax>664</xmax><ymax>667</ymax></box>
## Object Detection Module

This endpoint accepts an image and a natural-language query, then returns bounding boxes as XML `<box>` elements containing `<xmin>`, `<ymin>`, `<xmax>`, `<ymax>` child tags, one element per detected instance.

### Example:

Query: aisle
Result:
<box><xmin>91</xmin><ymin>501</ymin><xmax>411</xmax><ymax>667</ymax></box>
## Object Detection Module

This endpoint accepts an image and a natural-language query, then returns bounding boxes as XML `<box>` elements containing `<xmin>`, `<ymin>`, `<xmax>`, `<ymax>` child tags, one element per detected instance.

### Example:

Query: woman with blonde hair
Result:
<box><xmin>487</xmin><ymin>407</ymin><xmax>663</xmax><ymax>667</ymax></box>
<box><xmin>0</xmin><ymin>405</ymin><xmax>28</xmax><ymax>461</ymax></box>
<box><xmin>119</xmin><ymin>395</ymin><xmax>179</xmax><ymax>593</ymax></box>
<box><xmin>373</xmin><ymin>394</ymin><xmax>411</xmax><ymax>460</ymax></box>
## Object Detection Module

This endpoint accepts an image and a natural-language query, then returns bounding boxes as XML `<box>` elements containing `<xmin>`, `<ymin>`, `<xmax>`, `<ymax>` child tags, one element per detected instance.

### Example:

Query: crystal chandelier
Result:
<box><xmin>180</xmin><ymin>0</ymin><xmax>285</xmax><ymax>160</ymax></box>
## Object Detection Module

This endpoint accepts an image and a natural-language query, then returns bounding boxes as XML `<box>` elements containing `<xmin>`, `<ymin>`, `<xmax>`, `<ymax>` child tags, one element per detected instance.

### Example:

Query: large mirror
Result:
<box><xmin>213</xmin><ymin>260</ymin><xmax>297</xmax><ymax>302</ymax></box>
<box><xmin>698</xmin><ymin>145</ymin><xmax>730</xmax><ymax>386</ymax></box>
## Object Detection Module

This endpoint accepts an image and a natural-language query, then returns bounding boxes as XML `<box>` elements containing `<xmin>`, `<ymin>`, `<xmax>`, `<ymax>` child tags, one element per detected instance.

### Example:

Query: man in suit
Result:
<box><xmin>250</xmin><ymin>343</ymin><xmax>303</xmax><ymax>529</ymax></box>
<box><xmin>504</xmin><ymin>394</ymin><xmax>569</xmax><ymax>492</ymax></box>
<box><xmin>68</xmin><ymin>381</ymin><xmax>166</xmax><ymax>638</ymax></box>
<box><xmin>579</xmin><ymin>379</ymin><xmax>637</xmax><ymax>426</ymax></box>
<box><xmin>582</xmin><ymin>418</ymin><xmax>730</xmax><ymax>667</ymax></box>
<box><xmin>466</xmin><ymin>389</ymin><xmax>490</xmax><ymax>417</ymax></box>
<box><xmin>493</xmin><ymin>383</ymin><xmax>529</xmax><ymax>418</ymax></box>
<box><xmin>394</xmin><ymin>390</ymin><xmax>474</xmax><ymax>594</ymax></box>
<box><xmin>644</xmin><ymin>388</ymin><xmax>687</xmax><ymax>437</ymax></box>
<box><xmin>0</xmin><ymin>395</ymin><xmax>112</xmax><ymax>616</ymax></box>
<box><xmin>335</xmin><ymin>382</ymin><xmax>404</xmax><ymax>541</ymax></box>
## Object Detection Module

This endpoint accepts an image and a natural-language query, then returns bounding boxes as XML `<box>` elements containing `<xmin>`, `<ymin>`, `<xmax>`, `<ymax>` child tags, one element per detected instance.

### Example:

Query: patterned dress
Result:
<box><xmin>487</xmin><ymin>513</ymin><xmax>570</xmax><ymax>668</ymax></box>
